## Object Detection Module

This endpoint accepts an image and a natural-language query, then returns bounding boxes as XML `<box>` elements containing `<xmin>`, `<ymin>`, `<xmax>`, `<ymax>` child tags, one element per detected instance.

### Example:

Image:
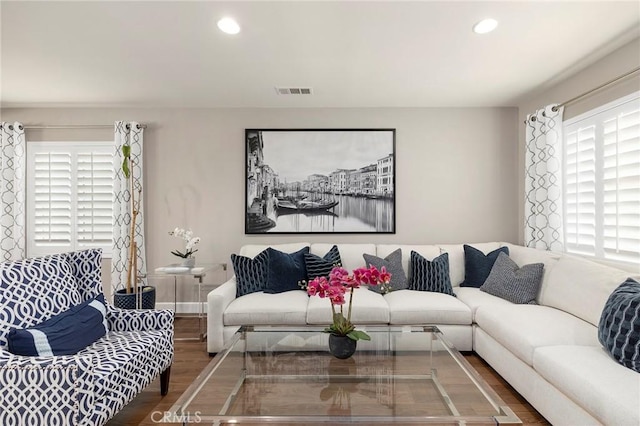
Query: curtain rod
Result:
<box><xmin>552</xmin><ymin>67</ymin><xmax>640</xmax><ymax>112</ymax></box>
<box><xmin>21</xmin><ymin>123</ymin><xmax>147</xmax><ymax>130</ymax></box>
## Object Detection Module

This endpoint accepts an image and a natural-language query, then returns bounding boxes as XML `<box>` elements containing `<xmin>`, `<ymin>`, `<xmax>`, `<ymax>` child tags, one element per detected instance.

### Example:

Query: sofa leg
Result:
<box><xmin>160</xmin><ymin>367</ymin><xmax>171</xmax><ymax>396</ymax></box>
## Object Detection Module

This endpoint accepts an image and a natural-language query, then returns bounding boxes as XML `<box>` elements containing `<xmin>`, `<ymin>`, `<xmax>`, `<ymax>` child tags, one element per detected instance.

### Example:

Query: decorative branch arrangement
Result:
<box><xmin>122</xmin><ymin>145</ymin><xmax>143</xmax><ymax>294</ymax></box>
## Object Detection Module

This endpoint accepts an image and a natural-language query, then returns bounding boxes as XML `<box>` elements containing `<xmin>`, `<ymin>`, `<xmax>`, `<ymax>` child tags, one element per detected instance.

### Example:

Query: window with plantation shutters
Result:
<box><xmin>27</xmin><ymin>142</ymin><xmax>114</xmax><ymax>257</ymax></box>
<box><xmin>32</xmin><ymin>151</ymin><xmax>73</xmax><ymax>248</ymax></box>
<box><xmin>563</xmin><ymin>91</ymin><xmax>640</xmax><ymax>267</ymax></box>
<box><xmin>77</xmin><ymin>151</ymin><xmax>113</xmax><ymax>248</ymax></box>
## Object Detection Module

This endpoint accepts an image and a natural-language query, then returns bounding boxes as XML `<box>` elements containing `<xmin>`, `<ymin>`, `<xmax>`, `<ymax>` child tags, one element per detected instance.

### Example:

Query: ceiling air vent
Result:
<box><xmin>275</xmin><ymin>87</ymin><xmax>313</xmax><ymax>95</ymax></box>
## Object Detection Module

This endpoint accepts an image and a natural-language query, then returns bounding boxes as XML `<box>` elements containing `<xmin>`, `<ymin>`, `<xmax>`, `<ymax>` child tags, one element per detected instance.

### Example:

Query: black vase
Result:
<box><xmin>329</xmin><ymin>334</ymin><xmax>357</xmax><ymax>359</ymax></box>
<box><xmin>113</xmin><ymin>286</ymin><xmax>156</xmax><ymax>310</ymax></box>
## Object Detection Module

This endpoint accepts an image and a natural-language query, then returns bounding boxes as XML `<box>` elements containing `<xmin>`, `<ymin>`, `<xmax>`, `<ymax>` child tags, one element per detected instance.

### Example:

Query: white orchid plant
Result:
<box><xmin>169</xmin><ymin>227</ymin><xmax>200</xmax><ymax>259</ymax></box>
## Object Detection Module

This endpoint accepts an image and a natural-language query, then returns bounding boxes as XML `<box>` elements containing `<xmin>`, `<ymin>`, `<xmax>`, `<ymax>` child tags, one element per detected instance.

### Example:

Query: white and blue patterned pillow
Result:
<box><xmin>0</xmin><ymin>254</ymin><xmax>82</xmax><ymax>349</ymax></box>
<box><xmin>480</xmin><ymin>252</ymin><xmax>544</xmax><ymax>304</ymax></box>
<box><xmin>65</xmin><ymin>248</ymin><xmax>103</xmax><ymax>301</ymax></box>
<box><xmin>598</xmin><ymin>278</ymin><xmax>640</xmax><ymax>373</ymax></box>
<box><xmin>409</xmin><ymin>251</ymin><xmax>455</xmax><ymax>296</ymax></box>
<box><xmin>7</xmin><ymin>294</ymin><xmax>108</xmax><ymax>356</ymax></box>
<box><xmin>231</xmin><ymin>250</ymin><xmax>269</xmax><ymax>297</ymax></box>
<box><xmin>304</xmin><ymin>245</ymin><xmax>342</xmax><ymax>280</ymax></box>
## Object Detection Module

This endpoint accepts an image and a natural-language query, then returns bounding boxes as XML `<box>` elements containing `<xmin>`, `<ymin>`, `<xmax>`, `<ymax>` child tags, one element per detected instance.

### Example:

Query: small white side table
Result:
<box><xmin>153</xmin><ymin>263</ymin><xmax>227</xmax><ymax>341</ymax></box>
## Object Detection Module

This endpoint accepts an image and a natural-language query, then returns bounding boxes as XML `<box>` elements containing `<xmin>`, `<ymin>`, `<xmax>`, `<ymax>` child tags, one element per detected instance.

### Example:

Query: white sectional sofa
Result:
<box><xmin>207</xmin><ymin>242</ymin><xmax>640</xmax><ymax>425</ymax></box>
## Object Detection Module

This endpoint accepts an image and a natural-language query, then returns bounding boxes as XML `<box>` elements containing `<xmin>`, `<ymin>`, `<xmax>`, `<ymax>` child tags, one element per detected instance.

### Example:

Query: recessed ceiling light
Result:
<box><xmin>473</xmin><ymin>18</ymin><xmax>498</xmax><ymax>34</ymax></box>
<box><xmin>217</xmin><ymin>17</ymin><xmax>240</xmax><ymax>35</ymax></box>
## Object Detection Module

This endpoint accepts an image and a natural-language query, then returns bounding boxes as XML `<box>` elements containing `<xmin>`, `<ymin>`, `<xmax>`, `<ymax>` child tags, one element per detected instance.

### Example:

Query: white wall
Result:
<box><xmin>2</xmin><ymin>107</ymin><xmax>519</xmax><ymax>301</ymax></box>
<box><xmin>516</xmin><ymin>37</ymin><xmax>640</xmax><ymax>244</ymax></box>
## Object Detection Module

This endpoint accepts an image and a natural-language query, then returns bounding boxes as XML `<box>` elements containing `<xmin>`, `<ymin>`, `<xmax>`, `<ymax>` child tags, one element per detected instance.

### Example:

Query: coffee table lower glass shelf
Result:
<box><xmin>167</xmin><ymin>325</ymin><xmax>521</xmax><ymax>425</ymax></box>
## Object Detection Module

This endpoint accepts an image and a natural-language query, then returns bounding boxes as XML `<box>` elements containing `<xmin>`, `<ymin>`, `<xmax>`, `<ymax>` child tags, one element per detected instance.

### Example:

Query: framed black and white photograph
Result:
<box><xmin>245</xmin><ymin>128</ymin><xmax>396</xmax><ymax>234</ymax></box>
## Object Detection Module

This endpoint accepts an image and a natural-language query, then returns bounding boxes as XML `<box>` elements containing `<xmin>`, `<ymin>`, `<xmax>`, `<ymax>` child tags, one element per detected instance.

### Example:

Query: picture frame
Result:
<box><xmin>245</xmin><ymin>128</ymin><xmax>396</xmax><ymax>234</ymax></box>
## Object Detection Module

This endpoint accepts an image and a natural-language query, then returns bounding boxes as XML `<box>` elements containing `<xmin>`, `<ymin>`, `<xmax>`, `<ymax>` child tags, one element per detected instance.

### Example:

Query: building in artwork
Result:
<box><xmin>347</xmin><ymin>169</ymin><xmax>361</xmax><ymax>195</ymax></box>
<box><xmin>305</xmin><ymin>174</ymin><xmax>329</xmax><ymax>193</ymax></box>
<box><xmin>329</xmin><ymin>162</ymin><xmax>389</xmax><ymax>196</ymax></box>
<box><xmin>377</xmin><ymin>154</ymin><xmax>394</xmax><ymax>197</ymax></box>
<box><xmin>246</xmin><ymin>131</ymin><xmax>264</xmax><ymax>207</ymax></box>
<box><xmin>245</xmin><ymin>131</ymin><xmax>277</xmax><ymax>232</ymax></box>
<box><xmin>262</xmin><ymin>165</ymin><xmax>277</xmax><ymax>197</ymax></box>
<box><xmin>330</xmin><ymin>169</ymin><xmax>351</xmax><ymax>194</ymax></box>
<box><xmin>358</xmin><ymin>164</ymin><xmax>377</xmax><ymax>195</ymax></box>
<box><xmin>246</xmin><ymin>131</ymin><xmax>280</xmax><ymax>203</ymax></box>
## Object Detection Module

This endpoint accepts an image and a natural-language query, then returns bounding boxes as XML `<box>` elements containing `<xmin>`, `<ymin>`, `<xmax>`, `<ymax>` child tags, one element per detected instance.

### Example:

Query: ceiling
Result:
<box><xmin>1</xmin><ymin>1</ymin><xmax>639</xmax><ymax>108</ymax></box>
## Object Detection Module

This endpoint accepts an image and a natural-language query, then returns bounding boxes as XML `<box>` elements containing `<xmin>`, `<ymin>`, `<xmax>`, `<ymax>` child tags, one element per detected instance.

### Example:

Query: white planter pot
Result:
<box><xmin>181</xmin><ymin>257</ymin><xmax>196</xmax><ymax>267</ymax></box>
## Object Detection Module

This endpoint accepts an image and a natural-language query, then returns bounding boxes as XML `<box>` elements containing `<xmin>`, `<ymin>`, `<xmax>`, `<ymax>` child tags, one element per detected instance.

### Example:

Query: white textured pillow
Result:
<box><xmin>480</xmin><ymin>252</ymin><xmax>544</xmax><ymax>304</ymax></box>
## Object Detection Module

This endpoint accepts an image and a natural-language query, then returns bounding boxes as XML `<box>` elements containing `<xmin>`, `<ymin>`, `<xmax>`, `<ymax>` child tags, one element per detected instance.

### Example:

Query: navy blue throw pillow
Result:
<box><xmin>304</xmin><ymin>245</ymin><xmax>342</xmax><ymax>280</ymax></box>
<box><xmin>231</xmin><ymin>250</ymin><xmax>269</xmax><ymax>297</ymax></box>
<box><xmin>409</xmin><ymin>251</ymin><xmax>455</xmax><ymax>296</ymax></box>
<box><xmin>598</xmin><ymin>278</ymin><xmax>640</xmax><ymax>373</ymax></box>
<box><xmin>460</xmin><ymin>245</ymin><xmax>510</xmax><ymax>288</ymax></box>
<box><xmin>7</xmin><ymin>295</ymin><xmax>108</xmax><ymax>356</ymax></box>
<box><xmin>264</xmin><ymin>246</ymin><xmax>310</xmax><ymax>294</ymax></box>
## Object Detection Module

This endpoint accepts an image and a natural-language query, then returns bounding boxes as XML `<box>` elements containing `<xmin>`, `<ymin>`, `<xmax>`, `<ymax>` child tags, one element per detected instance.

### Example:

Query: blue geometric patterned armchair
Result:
<box><xmin>0</xmin><ymin>249</ymin><xmax>174</xmax><ymax>425</ymax></box>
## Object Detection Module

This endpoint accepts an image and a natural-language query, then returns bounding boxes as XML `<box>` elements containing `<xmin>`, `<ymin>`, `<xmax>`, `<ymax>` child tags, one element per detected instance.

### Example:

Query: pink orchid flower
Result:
<box><xmin>379</xmin><ymin>266</ymin><xmax>391</xmax><ymax>284</ymax></box>
<box><xmin>307</xmin><ymin>265</ymin><xmax>392</xmax><ymax>341</ymax></box>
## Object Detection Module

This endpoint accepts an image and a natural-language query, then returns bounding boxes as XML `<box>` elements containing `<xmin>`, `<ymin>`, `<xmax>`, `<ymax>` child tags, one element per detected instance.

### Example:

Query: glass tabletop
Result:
<box><xmin>167</xmin><ymin>325</ymin><xmax>520</xmax><ymax>424</ymax></box>
<box><xmin>153</xmin><ymin>263</ymin><xmax>226</xmax><ymax>277</ymax></box>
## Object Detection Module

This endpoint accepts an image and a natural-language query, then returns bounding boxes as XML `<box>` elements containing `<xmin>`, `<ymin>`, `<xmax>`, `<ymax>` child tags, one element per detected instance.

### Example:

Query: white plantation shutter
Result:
<box><xmin>563</xmin><ymin>91</ymin><xmax>640</xmax><ymax>266</ymax></box>
<box><xmin>77</xmin><ymin>151</ymin><xmax>114</xmax><ymax>247</ymax></box>
<box><xmin>27</xmin><ymin>142</ymin><xmax>114</xmax><ymax>256</ymax></box>
<box><xmin>33</xmin><ymin>152</ymin><xmax>72</xmax><ymax>248</ymax></box>
<box><xmin>602</xmin><ymin>103</ymin><xmax>640</xmax><ymax>263</ymax></box>
<box><xmin>564</xmin><ymin>125</ymin><xmax>596</xmax><ymax>254</ymax></box>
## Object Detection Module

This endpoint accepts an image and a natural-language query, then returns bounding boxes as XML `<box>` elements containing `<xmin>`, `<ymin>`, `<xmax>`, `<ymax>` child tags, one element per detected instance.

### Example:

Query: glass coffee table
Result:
<box><xmin>167</xmin><ymin>325</ymin><xmax>521</xmax><ymax>424</ymax></box>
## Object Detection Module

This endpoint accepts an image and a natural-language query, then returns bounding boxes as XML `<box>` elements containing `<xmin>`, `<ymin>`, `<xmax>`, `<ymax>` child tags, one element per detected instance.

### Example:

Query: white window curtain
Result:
<box><xmin>524</xmin><ymin>105</ymin><xmax>564</xmax><ymax>251</ymax></box>
<box><xmin>0</xmin><ymin>122</ymin><xmax>26</xmax><ymax>261</ymax></box>
<box><xmin>111</xmin><ymin>121</ymin><xmax>147</xmax><ymax>293</ymax></box>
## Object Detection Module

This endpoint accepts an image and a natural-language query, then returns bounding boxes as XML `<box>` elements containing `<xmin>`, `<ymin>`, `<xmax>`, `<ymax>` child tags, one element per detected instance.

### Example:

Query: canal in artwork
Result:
<box><xmin>265</xmin><ymin>194</ymin><xmax>394</xmax><ymax>233</ymax></box>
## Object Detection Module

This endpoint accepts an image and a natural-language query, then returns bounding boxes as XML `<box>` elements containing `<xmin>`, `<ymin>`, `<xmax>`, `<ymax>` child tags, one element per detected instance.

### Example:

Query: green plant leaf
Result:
<box><xmin>331</xmin><ymin>311</ymin><xmax>356</xmax><ymax>336</ymax></box>
<box><xmin>171</xmin><ymin>250</ymin><xmax>186</xmax><ymax>258</ymax></box>
<box><xmin>121</xmin><ymin>145</ymin><xmax>131</xmax><ymax>178</ymax></box>
<box><xmin>332</xmin><ymin>312</ymin><xmax>346</xmax><ymax>323</ymax></box>
<box><xmin>348</xmin><ymin>330</ymin><xmax>371</xmax><ymax>341</ymax></box>
<box><xmin>122</xmin><ymin>158</ymin><xmax>130</xmax><ymax>178</ymax></box>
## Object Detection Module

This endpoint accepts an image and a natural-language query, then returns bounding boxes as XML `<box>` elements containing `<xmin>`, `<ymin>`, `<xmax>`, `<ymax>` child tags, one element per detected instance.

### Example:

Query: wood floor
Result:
<box><xmin>107</xmin><ymin>318</ymin><xmax>550</xmax><ymax>425</ymax></box>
